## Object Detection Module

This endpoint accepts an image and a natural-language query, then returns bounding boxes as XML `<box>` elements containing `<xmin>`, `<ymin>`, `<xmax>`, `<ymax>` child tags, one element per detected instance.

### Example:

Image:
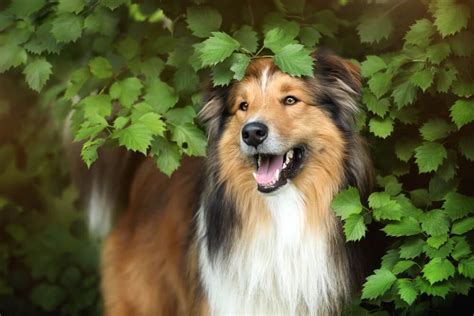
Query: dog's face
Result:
<box><xmin>201</xmin><ymin>51</ymin><xmax>363</xmax><ymax>195</ymax></box>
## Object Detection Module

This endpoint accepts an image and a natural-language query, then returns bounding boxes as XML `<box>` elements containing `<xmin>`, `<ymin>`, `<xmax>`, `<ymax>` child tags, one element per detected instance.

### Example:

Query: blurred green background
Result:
<box><xmin>0</xmin><ymin>73</ymin><xmax>101</xmax><ymax>315</ymax></box>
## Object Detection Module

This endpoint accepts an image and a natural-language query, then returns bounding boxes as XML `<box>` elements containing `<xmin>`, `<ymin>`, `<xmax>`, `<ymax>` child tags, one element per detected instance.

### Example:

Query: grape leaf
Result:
<box><xmin>422</xmin><ymin>258</ymin><xmax>455</xmax><ymax>284</ymax></box>
<box><xmin>361</xmin><ymin>269</ymin><xmax>397</xmax><ymax>299</ymax></box>
<box><xmin>186</xmin><ymin>6</ymin><xmax>222</xmax><ymax>38</ymax></box>
<box><xmin>415</xmin><ymin>142</ymin><xmax>447</xmax><ymax>173</ymax></box>
<box><xmin>23</xmin><ymin>58</ymin><xmax>52</xmax><ymax>92</ymax></box>
<box><xmin>51</xmin><ymin>14</ymin><xmax>83</xmax><ymax>43</ymax></box>
<box><xmin>273</xmin><ymin>44</ymin><xmax>313</xmax><ymax>77</ymax></box>
<box><xmin>199</xmin><ymin>32</ymin><xmax>240</xmax><ymax>66</ymax></box>
<box><xmin>450</xmin><ymin>99</ymin><xmax>474</xmax><ymax>129</ymax></box>
<box><xmin>331</xmin><ymin>187</ymin><xmax>363</xmax><ymax>220</ymax></box>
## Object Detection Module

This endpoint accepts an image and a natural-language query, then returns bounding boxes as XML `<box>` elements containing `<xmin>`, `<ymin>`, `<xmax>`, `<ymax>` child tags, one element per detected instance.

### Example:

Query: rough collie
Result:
<box><xmin>80</xmin><ymin>49</ymin><xmax>373</xmax><ymax>316</ymax></box>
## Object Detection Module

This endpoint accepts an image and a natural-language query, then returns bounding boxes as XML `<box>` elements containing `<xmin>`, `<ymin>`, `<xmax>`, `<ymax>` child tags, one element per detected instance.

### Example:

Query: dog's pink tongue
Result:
<box><xmin>255</xmin><ymin>155</ymin><xmax>284</xmax><ymax>185</ymax></box>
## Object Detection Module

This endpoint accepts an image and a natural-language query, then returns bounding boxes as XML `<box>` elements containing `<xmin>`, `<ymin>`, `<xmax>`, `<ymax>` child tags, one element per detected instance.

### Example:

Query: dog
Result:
<box><xmin>78</xmin><ymin>49</ymin><xmax>373</xmax><ymax>316</ymax></box>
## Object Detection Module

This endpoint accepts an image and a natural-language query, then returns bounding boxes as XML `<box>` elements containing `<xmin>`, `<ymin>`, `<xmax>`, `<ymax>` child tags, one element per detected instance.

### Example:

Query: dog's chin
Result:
<box><xmin>248</xmin><ymin>146</ymin><xmax>306</xmax><ymax>194</ymax></box>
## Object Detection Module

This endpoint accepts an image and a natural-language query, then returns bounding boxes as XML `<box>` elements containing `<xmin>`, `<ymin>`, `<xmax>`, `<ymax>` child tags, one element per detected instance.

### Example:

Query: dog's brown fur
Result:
<box><xmin>91</xmin><ymin>50</ymin><xmax>373</xmax><ymax>315</ymax></box>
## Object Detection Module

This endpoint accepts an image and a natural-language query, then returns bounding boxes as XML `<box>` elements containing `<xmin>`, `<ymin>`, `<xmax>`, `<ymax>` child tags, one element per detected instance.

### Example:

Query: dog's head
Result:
<box><xmin>200</xmin><ymin>49</ymin><xmax>370</xmax><ymax>197</ymax></box>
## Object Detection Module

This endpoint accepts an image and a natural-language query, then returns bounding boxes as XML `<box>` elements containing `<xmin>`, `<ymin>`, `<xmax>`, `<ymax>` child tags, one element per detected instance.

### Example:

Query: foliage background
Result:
<box><xmin>0</xmin><ymin>0</ymin><xmax>473</xmax><ymax>314</ymax></box>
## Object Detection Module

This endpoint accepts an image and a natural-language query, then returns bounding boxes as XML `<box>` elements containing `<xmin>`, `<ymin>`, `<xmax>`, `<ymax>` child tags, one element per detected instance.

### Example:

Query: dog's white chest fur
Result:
<box><xmin>199</xmin><ymin>184</ymin><xmax>348</xmax><ymax>315</ymax></box>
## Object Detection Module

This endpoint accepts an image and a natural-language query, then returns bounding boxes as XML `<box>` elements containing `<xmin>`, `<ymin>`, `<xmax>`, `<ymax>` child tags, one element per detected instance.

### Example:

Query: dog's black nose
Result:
<box><xmin>242</xmin><ymin>122</ymin><xmax>268</xmax><ymax>147</ymax></box>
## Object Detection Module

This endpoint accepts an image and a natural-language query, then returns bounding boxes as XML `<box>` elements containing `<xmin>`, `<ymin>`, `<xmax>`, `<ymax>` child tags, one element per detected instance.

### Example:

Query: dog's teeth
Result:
<box><xmin>252</xmin><ymin>172</ymin><xmax>257</xmax><ymax>180</ymax></box>
<box><xmin>275</xmin><ymin>169</ymin><xmax>280</xmax><ymax>180</ymax></box>
<box><xmin>287</xmin><ymin>149</ymin><xmax>294</xmax><ymax>160</ymax></box>
<box><xmin>258</xmin><ymin>155</ymin><xmax>262</xmax><ymax>167</ymax></box>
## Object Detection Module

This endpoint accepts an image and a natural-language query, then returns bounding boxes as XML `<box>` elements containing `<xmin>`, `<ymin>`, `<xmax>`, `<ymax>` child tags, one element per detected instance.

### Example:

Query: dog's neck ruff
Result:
<box><xmin>198</xmin><ymin>184</ymin><xmax>351</xmax><ymax>316</ymax></box>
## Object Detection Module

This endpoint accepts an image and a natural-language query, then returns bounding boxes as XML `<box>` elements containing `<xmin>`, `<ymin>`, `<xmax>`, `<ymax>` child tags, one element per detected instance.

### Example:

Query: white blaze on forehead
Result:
<box><xmin>259</xmin><ymin>66</ymin><xmax>271</xmax><ymax>93</ymax></box>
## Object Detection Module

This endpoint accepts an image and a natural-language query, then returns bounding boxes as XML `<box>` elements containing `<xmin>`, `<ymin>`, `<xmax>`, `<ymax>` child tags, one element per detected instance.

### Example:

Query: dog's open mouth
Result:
<box><xmin>252</xmin><ymin>147</ymin><xmax>305</xmax><ymax>193</ymax></box>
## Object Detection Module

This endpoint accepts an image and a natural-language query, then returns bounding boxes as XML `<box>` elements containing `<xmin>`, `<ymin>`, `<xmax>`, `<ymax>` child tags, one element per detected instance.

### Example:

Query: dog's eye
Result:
<box><xmin>239</xmin><ymin>101</ymin><xmax>248</xmax><ymax>111</ymax></box>
<box><xmin>283</xmin><ymin>96</ymin><xmax>298</xmax><ymax>106</ymax></box>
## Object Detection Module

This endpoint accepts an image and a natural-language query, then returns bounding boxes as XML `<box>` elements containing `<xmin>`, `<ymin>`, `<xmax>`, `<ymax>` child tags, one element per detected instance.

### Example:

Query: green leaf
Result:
<box><xmin>117</xmin><ymin>37</ymin><xmax>138</xmax><ymax>60</ymax></box>
<box><xmin>361</xmin><ymin>55</ymin><xmax>387</xmax><ymax>78</ymax></box>
<box><xmin>419</xmin><ymin>119</ymin><xmax>453</xmax><ymax>141</ymax></box>
<box><xmin>436</xmin><ymin>65</ymin><xmax>458</xmax><ymax>93</ymax></box>
<box><xmin>0</xmin><ymin>43</ymin><xmax>27</xmax><ymax>72</ymax></box>
<box><xmin>363</xmin><ymin>92</ymin><xmax>390</xmax><ymax>117</ymax></box>
<box><xmin>170</xmin><ymin>123</ymin><xmax>207</xmax><ymax>156</ymax></box>
<box><xmin>452</xmin><ymin>217</ymin><xmax>474</xmax><ymax>235</ymax></box>
<box><xmin>369</xmin><ymin>117</ymin><xmax>394</xmax><ymax>139</ymax></box>
<box><xmin>343</xmin><ymin>214</ymin><xmax>367</xmax><ymax>241</ymax></box>
<box><xmin>165</xmin><ymin>106</ymin><xmax>196</xmax><ymax>125</ymax></box>
<box><xmin>273</xmin><ymin>44</ymin><xmax>313</xmax><ymax>77</ymax></box>
<box><xmin>23</xmin><ymin>58</ymin><xmax>52</xmax><ymax>92</ymax></box>
<box><xmin>233</xmin><ymin>25</ymin><xmax>258</xmax><ymax>53</ymax></box>
<box><xmin>377</xmin><ymin>175</ymin><xmax>402</xmax><ymax>196</ymax></box>
<box><xmin>423</xmin><ymin>258</ymin><xmax>455</xmax><ymax>284</ymax></box>
<box><xmin>331</xmin><ymin>187</ymin><xmax>363</xmax><ymax>220</ymax></box>
<box><xmin>444</xmin><ymin>192</ymin><xmax>474</xmax><ymax>220</ymax></box>
<box><xmin>361</xmin><ymin>269</ymin><xmax>397</xmax><ymax>299</ymax></box>
<box><xmin>74</xmin><ymin>115</ymin><xmax>108</xmax><ymax>141</ymax></box>
<box><xmin>64</xmin><ymin>67</ymin><xmax>89</xmax><ymax>99</ymax></box>
<box><xmin>199</xmin><ymin>32</ymin><xmax>240</xmax><ymax>66</ymax></box>
<box><xmin>31</xmin><ymin>283</ymin><xmax>66</xmax><ymax>312</ymax></box>
<box><xmin>9</xmin><ymin>0</ymin><xmax>45</xmax><ymax>17</ymax></box>
<box><xmin>186</xmin><ymin>6</ymin><xmax>222</xmax><ymax>38</ymax></box>
<box><xmin>51</xmin><ymin>13</ymin><xmax>83</xmax><ymax>43</ymax></box>
<box><xmin>414</xmin><ymin>142</ymin><xmax>447</xmax><ymax>173</ymax></box>
<box><xmin>381</xmin><ymin>249</ymin><xmax>400</xmax><ymax>270</ymax></box>
<box><xmin>144</xmin><ymin>79</ymin><xmax>179</xmax><ymax>113</ymax></box>
<box><xmin>459</xmin><ymin>135</ymin><xmax>474</xmax><ymax>161</ymax></box>
<box><xmin>451</xmin><ymin>277</ymin><xmax>473</xmax><ymax>295</ymax></box>
<box><xmin>230</xmin><ymin>53</ymin><xmax>251</xmax><ymax>80</ymax></box>
<box><xmin>263</xmin><ymin>25</ymin><xmax>299</xmax><ymax>53</ymax></box>
<box><xmin>397</xmin><ymin>279</ymin><xmax>418</xmax><ymax>305</ymax></box>
<box><xmin>173</xmin><ymin>66</ymin><xmax>199</xmax><ymax>93</ymax></box>
<box><xmin>368</xmin><ymin>71</ymin><xmax>392</xmax><ymax>99</ymax></box>
<box><xmin>434</xmin><ymin>0</ymin><xmax>470</xmax><ymax>37</ymax></box>
<box><xmin>89</xmin><ymin>57</ymin><xmax>113</xmax><ymax>79</ymax></box>
<box><xmin>450</xmin><ymin>99</ymin><xmax>474</xmax><ymax>129</ymax></box>
<box><xmin>404</xmin><ymin>19</ymin><xmax>435</xmax><ymax>47</ymax></box>
<box><xmin>392</xmin><ymin>81</ymin><xmax>417</xmax><ymax>109</ymax></box>
<box><xmin>459</xmin><ymin>257</ymin><xmax>474</xmax><ymax>278</ymax></box>
<box><xmin>426</xmin><ymin>234</ymin><xmax>448</xmax><ymax>249</ymax></box>
<box><xmin>82</xmin><ymin>95</ymin><xmax>112</xmax><ymax>118</ymax></box>
<box><xmin>421</xmin><ymin>209</ymin><xmax>450</xmax><ymax>236</ymax></box>
<box><xmin>113</xmin><ymin>116</ymin><xmax>129</xmax><ymax>130</ymax></box>
<box><xmin>99</xmin><ymin>0</ymin><xmax>127</xmax><ymax>10</ymax></box>
<box><xmin>84</xmin><ymin>7</ymin><xmax>117</xmax><ymax>35</ymax></box>
<box><xmin>383</xmin><ymin>217</ymin><xmax>421</xmax><ymax>236</ymax></box>
<box><xmin>24</xmin><ymin>22</ymin><xmax>61</xmax><ymax>55</ymax></box>
<box><xmin>116</xmin><ymin>123</ymin><xmax>153</xmax><ymax>154</ymax></box>
<box><xmin>424</xmin><ymin>238</ymin><xmax>454</xmax><ymax>258</ymax></box>
<box><xmin>151</xmin><ymin>137</ymin><xmax>181</xmax><ymax>176</ymax></box>
<box><xmin>110</xmin><ymin>77</ymin><xmax>143</xmax><ymax>108</ymax></box>
<box><xmin>368</xmin><ymin>192</ymin><xmax>402</xmax><ymax>221</ymax></box>
<box><xmin>298</xmin><ymin>26</ymin><xmax>321</xmax><ymax>48</ymax></box>
<box><xmin>410</xmin><ymin>68</ymin><xmax>434</xmax><ymax>92</ymax></box>
<box><xmin>212</xmin><ymin>58</ymin><xmax>234</xmax><ymax>86</ymax></box>
<box><xmin>427</xmin><ymin>43</ymin><xmax>451</xmax><ymax>65</ymax></box>
<box><xmin>81</xmin><ymin>138</ymin><xmax>105</xmax><ymax>168</ymax></box>
<box><xmin>136</xmin><ymin>112</ymin><xmax>165</xmax><ymax>136</ymax></box>
<box><xmin>416</xmin><ymin>277</ymin><xmax>452</xmax><ymax>298</ymax></box>
<box><xmin>393</xmin><ymin>260</ymin><xmax>416</xmax><ymax>275</ymax></box>
<box><xmin>452</xmin><ymin>237</ymin><xmax>472</xmax><ymax>261</ymax></box>
<box><xmin>449</xmin><ymin>31</ymin><xmax>474</xmax><ymax>57</ymax></box>
<box><xmin>400</xmin><ymin>238</ymin><xmax>424</xmax><ymax>259</ymax></box>
<box><xmin>395</xmin><ymin>138</ymin><xmax>420</xmax><ymax>162</ymax></box>
<box><xmin>357</xmin><ymin>11</ymin><xmax>393</xmax><ymax>43</ymax></box>
<box><xmin>58</xmin><ymin>0</ymin><xmax>85</xmax><ymax>13</ymax></box>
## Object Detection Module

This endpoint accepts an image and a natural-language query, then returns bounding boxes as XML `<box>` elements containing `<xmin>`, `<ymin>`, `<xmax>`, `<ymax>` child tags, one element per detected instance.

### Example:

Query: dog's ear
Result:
<box><xmin>198</xmin><ymin>86</ymin><xmax>231</xmax><ymax>140</ymax></box>
<box><xmin>313</xmin><ymin>48</ymin><xmax>361</xmax><ymax>96</ymax></box>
